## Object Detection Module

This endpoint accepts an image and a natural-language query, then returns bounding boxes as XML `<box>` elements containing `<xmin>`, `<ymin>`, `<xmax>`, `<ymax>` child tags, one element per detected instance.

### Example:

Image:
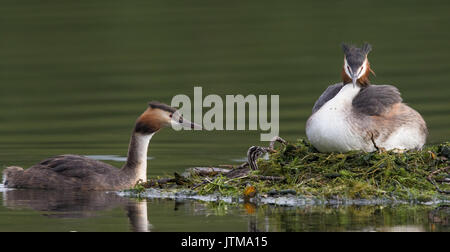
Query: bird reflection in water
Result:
<box><xmin>2</xmin><ymin>189</ymin><xmax>150</xmax><ymax>232</ymax></box>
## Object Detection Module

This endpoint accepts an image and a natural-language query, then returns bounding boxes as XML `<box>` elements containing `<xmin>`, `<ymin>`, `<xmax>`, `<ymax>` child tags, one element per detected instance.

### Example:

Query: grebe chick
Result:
<box><xmin>3</xmin><ymin>101</ymin><xmax>201</xmax><ymax>190</ymax></box>
<box><xmin>305</xmin><ymin>43</ymin><xmax>427</xmax><ymax>153</ymax></box>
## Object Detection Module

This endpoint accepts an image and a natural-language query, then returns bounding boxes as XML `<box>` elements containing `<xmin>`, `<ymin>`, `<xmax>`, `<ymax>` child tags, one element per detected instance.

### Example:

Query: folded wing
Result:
<box><xmin>352</xmin><ymin>85</ymin><xmax>402</xmax><ymax>116</ymax></box>
<box><xmin>312</xmin><ymin>83</ymin><xmax>344</xmax><ymax>114</ymax></box>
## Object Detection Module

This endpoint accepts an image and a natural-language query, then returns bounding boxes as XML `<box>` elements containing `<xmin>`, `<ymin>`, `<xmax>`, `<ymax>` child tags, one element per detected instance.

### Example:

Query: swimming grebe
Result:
<box><xmin>305</xmin><ymin>43</ymin><xmax>428</xmax><ymax>152</ymax></box>
<box><xmin>2</xmin><ymin>101</ymin><xmax>201</xmax><ymax>190</ymax></box>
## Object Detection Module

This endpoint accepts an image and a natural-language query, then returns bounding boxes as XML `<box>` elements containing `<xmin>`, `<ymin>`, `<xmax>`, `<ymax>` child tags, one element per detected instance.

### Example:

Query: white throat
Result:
<box><xmin>332</xmin><ymin>84</ymin><xmax>361</xmax><ymax>103</ymax></box>
<box><xmin>128</xmin><ymin>133</ymin><xmax>154</xmax><ymax>181</ymax></box>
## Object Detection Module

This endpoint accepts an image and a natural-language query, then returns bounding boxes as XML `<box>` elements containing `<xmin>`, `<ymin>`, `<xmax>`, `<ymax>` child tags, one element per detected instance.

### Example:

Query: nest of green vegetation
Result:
<box><xmin>133</xmin><ymin>139</ymin><xmax>450</xmax><ymax>204</ymax></box>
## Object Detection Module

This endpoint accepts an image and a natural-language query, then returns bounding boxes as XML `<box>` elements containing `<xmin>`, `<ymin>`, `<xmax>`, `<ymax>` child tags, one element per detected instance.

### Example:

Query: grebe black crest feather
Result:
<box><xmin>341</xmin><ymin>43</ymin><xmax>372</xmax><ymax>56</ymax></box>
<box><xmin>341</xmin><ymin>43</ymin><xmax>372</xmax><ymax>71</ymax></box>
<box><xmin>148</xmin><ymin>101</ymin><xmax>177</xmax><ymax>113</ymax></box>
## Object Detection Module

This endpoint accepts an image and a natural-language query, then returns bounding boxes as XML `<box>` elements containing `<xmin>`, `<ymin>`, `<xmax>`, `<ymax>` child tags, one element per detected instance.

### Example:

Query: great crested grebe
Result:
<box><xmin>3</xmin><ymin>101</ymin><xmax>201</xmax><ymax>191</ymax></box>
<box><xmin>305</xmin><ymin>43</ymin><xmax>428</xmax><ymax>152</ymax></box>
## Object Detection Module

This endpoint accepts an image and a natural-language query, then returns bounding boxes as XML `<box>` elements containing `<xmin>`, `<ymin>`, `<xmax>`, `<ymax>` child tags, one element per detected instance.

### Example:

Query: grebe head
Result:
<box><xmin>341</xmin><ymin>43</ymin><xmax>374</xmax><ymax>87</ymax></box>
<box><xmin>134</xmin><ymin>101</ymin><xmax>201</xmax><ymax>134</ymax></box>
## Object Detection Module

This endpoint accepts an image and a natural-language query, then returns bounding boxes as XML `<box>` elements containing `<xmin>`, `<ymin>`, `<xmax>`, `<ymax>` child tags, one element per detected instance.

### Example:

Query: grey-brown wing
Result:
<box><xmin>35</xmin><ymin>154</ymin><xmax>117</xmax><ymax>178</ymax></box>
<box><xmin>312</xmin><ymin>83</ymin><xmax>344</xmax><ymax>113</ymax></box>
<box><xmin>352</xmin><ymin>85</ymin><xmax>402</xmax><ymax>116</ymax></box>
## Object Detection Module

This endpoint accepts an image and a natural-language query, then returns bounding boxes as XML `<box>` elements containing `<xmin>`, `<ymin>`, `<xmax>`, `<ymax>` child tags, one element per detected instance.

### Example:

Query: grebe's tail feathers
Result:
<box><xmin>3</xmin><ymin>166</ymin><xmax>24</xmax><ymax>186</ymax></box>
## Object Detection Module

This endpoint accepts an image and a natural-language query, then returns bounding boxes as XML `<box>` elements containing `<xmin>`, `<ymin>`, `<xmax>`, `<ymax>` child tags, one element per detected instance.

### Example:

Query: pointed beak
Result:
<box><xmin>171</xmin><ymin>112</ymin><xmax>202</xmax><ymax>130</ymax></box>
<box><xmin>351</xmin><ymin>74</ymin><xmax>358</xmax><ymax>88</ymax></box>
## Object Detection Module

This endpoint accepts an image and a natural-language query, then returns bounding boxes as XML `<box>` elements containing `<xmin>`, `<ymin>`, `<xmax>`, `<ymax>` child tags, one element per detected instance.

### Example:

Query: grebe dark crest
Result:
<box><xmin>2</xmin><ymin>101</ymin><xmax>201</xmax><ymax>190</ymax></box>
<box><xmin>305</xmin><ymin>43</ymin><xmax>427</xmax><ymax>152</ymax></box>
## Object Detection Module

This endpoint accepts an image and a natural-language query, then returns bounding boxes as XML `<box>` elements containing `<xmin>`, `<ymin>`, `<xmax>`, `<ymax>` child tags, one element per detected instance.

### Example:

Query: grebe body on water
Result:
<box><xmin>3</xmin><ymin>102</ymin><xmax>201</xmax><ymax>190</ymax></box>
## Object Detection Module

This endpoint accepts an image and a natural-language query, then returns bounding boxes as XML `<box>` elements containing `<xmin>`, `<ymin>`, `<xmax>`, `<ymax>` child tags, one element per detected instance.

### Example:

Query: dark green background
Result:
<box><xmin>0</xmin><ymin>0</ymin><xmax>449</xmax><ymax>231</ymax></box>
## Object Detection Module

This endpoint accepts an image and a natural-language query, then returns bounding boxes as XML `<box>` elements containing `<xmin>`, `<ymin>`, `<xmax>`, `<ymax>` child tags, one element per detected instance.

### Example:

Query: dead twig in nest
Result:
<box><xmin>190</xmin><ymin>163</ymin><xmax>285</xmax><ymax>190</ymax></box>
<box><xmin>143</xmin><ymin>172</ymin><xmax>187</xmax><ymax>188</ymax></box>
<box><xmin>427</xmin><ymin>166</ymin><xmax>450</xmax><ymax>194</ymax></box>
<box><xmin>191</xmin><ymin>162</ymin><xmax>250</xmax><ymax>189</ymax></box>
<box><xmin>187</xmin><ymin>167</ymin><xmax>232</xmax><ymax>176</ymax></box>
<box><xmin>248</xmin><ymin>175</ymin><xmax>286</xmax><ymax>182</ymax></box>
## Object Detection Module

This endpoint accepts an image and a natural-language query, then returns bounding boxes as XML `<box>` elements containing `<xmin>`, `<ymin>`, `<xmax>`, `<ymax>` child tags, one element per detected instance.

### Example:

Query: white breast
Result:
<box><xmin>306</xmin><ymin>84</ymin><xmax>375</xmax><ymax>152</ymax></box>
<box><xmin>134</xmin><ymin>133</ymin><xmax>154</xmax><ymax>181</ymax></box>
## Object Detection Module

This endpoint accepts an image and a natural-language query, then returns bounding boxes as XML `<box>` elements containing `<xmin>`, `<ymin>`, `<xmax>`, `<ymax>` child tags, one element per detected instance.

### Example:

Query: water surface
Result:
<box><xmin>0</xmin><ymin>189</ymin><xmax>448</xmax><ymax>232</ymax></box>
<box><xmin>0</xmin><ymin>0</ymin><xmax>449</xmax><ymax>231</ymax></box>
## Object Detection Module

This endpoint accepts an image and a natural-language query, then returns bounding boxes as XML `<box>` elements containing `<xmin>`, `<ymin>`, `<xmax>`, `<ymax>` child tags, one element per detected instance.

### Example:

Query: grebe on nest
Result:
<box><xmin>306</xmin><ymin>43</ymin><xmax>427</xmax><ymax>152</ymax></box>
<box><xmin>3</xmin><ymin>101</ymin><xmax>201</xmax><ymax>191</ymax></box>
<box><xmin>245</xmin><ymin>43</ymin><xmax>427</xmax><ymax>170</ymax></box>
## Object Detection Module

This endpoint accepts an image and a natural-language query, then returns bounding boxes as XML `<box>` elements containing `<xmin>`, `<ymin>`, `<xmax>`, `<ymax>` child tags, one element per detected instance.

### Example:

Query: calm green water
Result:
<box><xmin>0</xmin><ymin>189</ymin><xmax>448</xmax><ymax>232</ymax></box>
<box><xmin>0</xmin><ymin>0</ymin><xmax>449</xmax><ymax>231</ymax></box>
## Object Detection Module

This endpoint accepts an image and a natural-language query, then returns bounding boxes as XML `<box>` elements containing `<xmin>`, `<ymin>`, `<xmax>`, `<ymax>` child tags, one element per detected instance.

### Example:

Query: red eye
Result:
<box><xmin>169</xmin><ymin>114</ymin><xmax>173</xmax><ymax>118</ymax></box>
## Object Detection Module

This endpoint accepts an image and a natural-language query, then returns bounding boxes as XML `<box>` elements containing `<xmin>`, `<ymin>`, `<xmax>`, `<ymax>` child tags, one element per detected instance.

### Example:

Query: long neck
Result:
<box><xmin>334</xmin><ymin>84</ymin><xmax>361</xmax><ymax>103</ymax></box>
<box><xmin>122</xmin><ymin>132</ymin><xmax>154</xmax><ymax>182</ymax></box>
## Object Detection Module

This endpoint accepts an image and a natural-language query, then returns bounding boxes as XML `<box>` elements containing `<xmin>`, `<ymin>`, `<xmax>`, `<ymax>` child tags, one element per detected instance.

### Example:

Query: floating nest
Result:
<box><xmin>131</xmin><ymin>139</ymin><xmax>450</xmax><ymax>204</ymax></box>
